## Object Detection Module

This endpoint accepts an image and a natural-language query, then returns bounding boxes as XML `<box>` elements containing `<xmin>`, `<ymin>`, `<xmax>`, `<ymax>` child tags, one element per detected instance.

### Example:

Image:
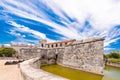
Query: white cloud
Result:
<box><xmin>0</xmin><ymin>0</ymin><xmax>83</xmax><ymax>39</ymax></box>
<box><xmin>48</xmin><ymin>0</ymin><xmax>120</xmax><ymax>30</ymax></box>
<box><xmin>8</xmin><ymin>30</ymin><xmax>25</xmax><ymax>38</ymax></box>
<box><xmin>0</xmin><ymin>0</ymin><xmax>120</xmax><ymax>50</ymax></box>
<box><xmin>10</xmin><ymin>37</ymin><xmax>38</xmax><ymax>45</ymax></box>
<box><xmin>7</xmin><ymin>21</ymin><xmax>56</xmax><ymax>44</ymax></box>
<box><xmin>22</xmin><ymin>35</ymin><xmax>26</xmax><ymax>38</ymax></box>
<box><xmin>8</xmin><ymin>21</ymin><xmax>46</xmax><ymax>39</ymax></box>
<box><xmin>39</xmin><ymin>0</ymin><xmax>120</xmax><ymax>48</ymax></box>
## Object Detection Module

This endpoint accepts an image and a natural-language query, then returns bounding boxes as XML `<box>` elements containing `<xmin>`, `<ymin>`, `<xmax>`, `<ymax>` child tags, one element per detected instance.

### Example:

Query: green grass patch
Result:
<box><xmin>109</xmin><ymin>58</ymin><xmax>120</xmax><ymax>63</ymax></box>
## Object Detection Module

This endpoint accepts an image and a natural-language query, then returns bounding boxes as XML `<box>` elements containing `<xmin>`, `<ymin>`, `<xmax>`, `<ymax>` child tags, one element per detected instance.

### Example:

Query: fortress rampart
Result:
<box><xmin>20</xmin><ymin>57</ymin><xmax>68</xmax><ymax>80</ymax></box>
<box><xmin>18</xmin><ymin>37</ymin><xmax>104</xmax><ymax>75</ymax></box>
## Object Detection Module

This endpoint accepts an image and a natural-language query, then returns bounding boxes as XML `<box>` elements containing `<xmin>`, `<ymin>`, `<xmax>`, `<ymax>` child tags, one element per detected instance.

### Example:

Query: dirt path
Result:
<box><xmin>0</xmin><ymin>60</ymin><xmax>22</xmax><ymax>80</ymax></box>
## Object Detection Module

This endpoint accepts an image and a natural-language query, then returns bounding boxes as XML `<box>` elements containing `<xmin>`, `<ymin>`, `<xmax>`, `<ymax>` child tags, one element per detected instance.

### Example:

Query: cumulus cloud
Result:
<box><xmin>47</xmin><ymin>0</ymin><xmax>120</xmax><ymax>30</ymax></box>
<box><xmin>8</xmin><ymin>29</ymin><xmax>25</xmax><ymax>38</ymax></box>
<box><xmin>8</xmin><ymin>21</ymin><xmax>46</xmax><ymax>39</ymax></box>
<box><xmin>7</xmin><ymin>21</ymin><xmax>55</xmax><ymax>44</ymax></box>
<box><xmin>10</xmin><ymin>37</ymin><xmax>38</xmax><ymax>45</ymax></box>
<box><xmin>0</xmin><ymin>0</ymin><xmax>120</xmax><ymax>51</ymax></box>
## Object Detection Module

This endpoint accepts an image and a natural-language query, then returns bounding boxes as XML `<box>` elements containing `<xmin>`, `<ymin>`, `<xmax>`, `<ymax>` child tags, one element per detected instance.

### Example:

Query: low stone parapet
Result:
<box><xmin>19</xmin><ymin>37</ymin><xmax>104</xmax><ymax>75</ymax></box>
<box><xmin>19</xmin><ymin>57</ymin><xmax>68</xmax><ymax>80</ymax></box>
<box><xmin>107</xmin><ymin>62</ymin><xmax>120</xmax><ymax>68</ymax></box>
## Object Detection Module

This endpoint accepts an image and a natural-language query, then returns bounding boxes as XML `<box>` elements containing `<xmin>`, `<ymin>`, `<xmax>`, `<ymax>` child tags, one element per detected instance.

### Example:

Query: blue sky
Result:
<box><xmin>0</xmin><ymin>0</ymin><xmax>120</xmax><ymax>53</ymax></box>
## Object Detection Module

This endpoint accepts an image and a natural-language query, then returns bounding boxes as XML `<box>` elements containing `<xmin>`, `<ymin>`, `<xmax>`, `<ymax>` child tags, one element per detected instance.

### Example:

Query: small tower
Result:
<box><xmin>39</xmin><ymin>39</ymin><xmax>47</xmax><ymax>48</ymax></box>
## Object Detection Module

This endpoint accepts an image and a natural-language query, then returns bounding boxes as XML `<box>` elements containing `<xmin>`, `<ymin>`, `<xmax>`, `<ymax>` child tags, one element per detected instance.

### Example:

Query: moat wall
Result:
<box><xmin>20</xmin><ymin>57</ymin><xmax>68</xmax><ymax>80</ymax></box>
<box><xmin>106</xmin><ymin>62</ymin><xmax>120</xmax><ymax>68</ymax></box>
<box><xmin>60</xmin><ymin>38</ymin><xmax>104</xmax><ymax>74</ymax></box>
<box><xmin>19</xmin><ymin>37</ymin><xmax>104</xmax><ymax>75</ymax></box>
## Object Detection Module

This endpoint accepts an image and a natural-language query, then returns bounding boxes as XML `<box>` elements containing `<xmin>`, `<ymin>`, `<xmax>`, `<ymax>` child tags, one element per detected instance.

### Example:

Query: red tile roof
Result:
<box><xmin>46</xmin><ymin>39</ymin><xmax>76</xmax><ymax>45</ymax></box>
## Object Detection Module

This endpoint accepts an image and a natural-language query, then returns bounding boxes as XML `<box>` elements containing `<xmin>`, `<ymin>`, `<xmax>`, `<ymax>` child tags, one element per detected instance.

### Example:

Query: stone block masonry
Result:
<box><xmin>61</xmin><ymin>38</ymin><xmax>104</xmax><ymax>75</ymax></box>
<box><xmin>107</xmin><ymin>62</ymin><xmax>120</xmax><ymax>68</ymax></box>
<box><xmin>19</xmin><ymin>37</ymin><xmax>104</xmax><ymax>75</ymax></box>
<box><xmin>20</xmin><ymin>57</ymin><xmax>68</xmax><ymax>80</ymax></box>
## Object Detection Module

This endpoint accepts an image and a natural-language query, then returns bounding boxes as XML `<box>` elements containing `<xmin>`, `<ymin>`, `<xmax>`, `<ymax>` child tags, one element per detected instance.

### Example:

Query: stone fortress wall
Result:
<box><xmin>20</xmin><ymin>57</ymin><xmax>68</xmax><ymax>80</ymax></box>
<box><xmin>61</xmin><ymin>38</ymin><xmax>104</xmax><ymax>74</ymax></box>
<box><xmin>106</xmin><ymin>62</ymin><xmax>120</xmax><ymax>68</ymax></box>
<box><xmin>17</xmin><ymin>37</ymin><xmax>104</xmax><ymax>75</ymax></box>
<box><xmin>10</xmin><ymin>44</ymin><xmax>35</xmax><ymax>56</ymax></box>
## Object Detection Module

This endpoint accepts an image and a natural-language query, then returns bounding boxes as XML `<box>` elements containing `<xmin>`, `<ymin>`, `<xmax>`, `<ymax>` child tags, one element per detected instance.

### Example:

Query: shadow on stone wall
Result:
<box><xmin>19</xmin><ymin>37</ymin><xmax>104</xmax><ymax>75</ymax></box>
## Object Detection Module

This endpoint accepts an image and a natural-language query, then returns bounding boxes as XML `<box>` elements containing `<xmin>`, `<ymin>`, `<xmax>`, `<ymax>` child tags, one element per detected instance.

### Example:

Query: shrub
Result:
<box><xmin>110</xmin><ymin>50</ymin><xmax>120</xmax><ymax>59</ymax></box>
<box><xmin>109</xmin><ymin>58</ymin><xmax>120</xmax><ymax>63</ymax></box>
<box><xmin>106</xmin><ymin>50</ymin><xmax>120</xmax><ymax>59</ymax></box>
<box><xmin>0</xmin><ymin>47</ymin><xmax>16</xmax><ymax>57</ymax></box>
<box><xmin>0</xmin><ymin>48</ymin><xmax>4</xmax><ymax>57</ymax></box>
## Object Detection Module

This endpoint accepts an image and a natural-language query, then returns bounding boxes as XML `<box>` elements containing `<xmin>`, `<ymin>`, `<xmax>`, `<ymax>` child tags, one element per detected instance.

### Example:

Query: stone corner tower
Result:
<box><xmin>39</xmin><ymin>39</ymin><xmax>47</xmax><ymax>48</ymax></box>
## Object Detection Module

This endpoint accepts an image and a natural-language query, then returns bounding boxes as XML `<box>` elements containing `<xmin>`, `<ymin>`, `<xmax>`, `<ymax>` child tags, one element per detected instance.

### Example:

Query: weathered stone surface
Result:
<box><xmin>20</xmin><ymin>58</ymin><xmax>68</xmax><ymax>80</ymax></box>
<box><xmin>19</xmin><ymin>37</ymin><xmax>104</xmax><ymax>75</ymax></box>
<box><xmin>107</xmin><ymin>62</ymin><xmax>120</xmax><ymax>68</ymax></box>
<box><xmin>61</xmin><ymin>40</ymin><xmax>104</xmax><ymax>75</ymax></box>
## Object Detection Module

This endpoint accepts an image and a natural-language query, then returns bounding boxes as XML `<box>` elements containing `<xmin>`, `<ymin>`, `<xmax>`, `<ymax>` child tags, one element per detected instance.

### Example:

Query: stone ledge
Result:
<box><xmin>20</xmin><ymin>57</ymin><xmax>68</xmax><ymax>80</ymax></box>
<box><xmin>107</xmin><ymin>62</ymin><xmax>120</xmax><ymax>68</ymax></box>
<box><xmin>67</xmin><ymin>37</ymin><xmax>104</xmax><ymax>46</ymax></box>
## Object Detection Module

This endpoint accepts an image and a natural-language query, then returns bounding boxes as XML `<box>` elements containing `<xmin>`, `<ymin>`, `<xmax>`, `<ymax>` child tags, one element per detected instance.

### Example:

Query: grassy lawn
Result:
<box><xmin>109</xmin><ymin>58</ymin><xmax>120</xmax><ymax>63</ymax></box>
